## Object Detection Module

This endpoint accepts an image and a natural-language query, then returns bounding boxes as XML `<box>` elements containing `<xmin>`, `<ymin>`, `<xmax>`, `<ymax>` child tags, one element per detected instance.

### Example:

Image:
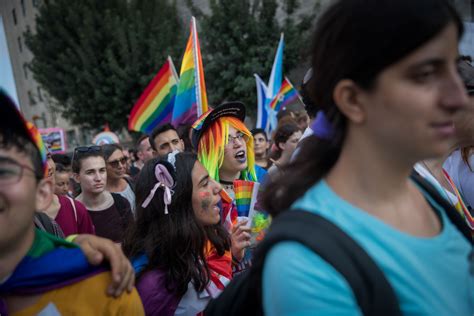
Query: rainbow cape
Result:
<box><xmin>0</xmin><ymin>229</ymin><xmax>103</xmax><ymax>296</ymax></box>
<box><xmin>233</xmin><ymin>180</ymin><xmax>260</xmax><ymax>217</ymax></box>
<box><xmin>128</xmin><ymin>57</ymin><xmax>179</xmax><ymax>134</ymax></box>
<box><xmin>269</xmin><ymin>77</ymin><xmax>300</xmax><ymax>112</ymax></box>
<box><xmin>172</xmin><ymin>17</ymin><xmax>208</xmax><ymax>127</ymax></box>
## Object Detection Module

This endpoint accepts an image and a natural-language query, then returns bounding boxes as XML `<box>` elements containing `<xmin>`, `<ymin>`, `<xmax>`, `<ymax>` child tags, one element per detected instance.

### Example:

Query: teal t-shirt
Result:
<box><xmin>262</xmin><ymin>180</ymin><xmax>473</xmax><ymax>315</ymax></box>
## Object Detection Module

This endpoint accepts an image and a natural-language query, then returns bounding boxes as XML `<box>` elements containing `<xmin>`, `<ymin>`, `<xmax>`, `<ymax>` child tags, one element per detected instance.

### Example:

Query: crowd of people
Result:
<box><xmin>1</xmin><ymin>0</ymin><xmax>473</xmax><ymax>315</ymax></box>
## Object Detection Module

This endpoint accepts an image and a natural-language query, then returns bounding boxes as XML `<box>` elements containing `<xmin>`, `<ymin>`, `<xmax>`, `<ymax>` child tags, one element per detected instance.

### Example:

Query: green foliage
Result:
<box><xmin>187</xmin><ymin>0</ymin><xmax>316</xmax><ymax>119</ymax></box>
<box><xmin>25</xmin><ymin>0</ymin><xmax>183</xmax><ymax>131</ymax></box>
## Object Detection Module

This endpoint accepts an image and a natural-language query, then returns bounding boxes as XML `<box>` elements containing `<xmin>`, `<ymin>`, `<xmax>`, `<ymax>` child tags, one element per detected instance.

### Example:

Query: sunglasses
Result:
<box><xmin>107</xmin><ymin>157</ymin><xmax>128</xmax><ymax>168</ymax></box>
<box><xmin>72</xmin><ymin>146</ymin><xmax>102</xmax><ymax>164</ymax></box>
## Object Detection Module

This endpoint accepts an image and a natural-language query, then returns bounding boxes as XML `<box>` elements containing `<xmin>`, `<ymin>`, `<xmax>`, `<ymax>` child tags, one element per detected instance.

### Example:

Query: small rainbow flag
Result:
<box><xmin>269</xmin><ymin>77</ymin><xmax>300</xmax><ymax>113</ymax></box>
<box><xmin>172</xmin><ymin>17</ymin><xmax>208</xmax><ymax>127</ymax></box>
<box><xmin>128</xmin><ymin>56</ymin><xmax>179</xmax><ymax>134</ymax></box>
<box><xmin>233</xmin><ymin>180</ymin><xmax>260</xmax><ymax>217</ymax></box>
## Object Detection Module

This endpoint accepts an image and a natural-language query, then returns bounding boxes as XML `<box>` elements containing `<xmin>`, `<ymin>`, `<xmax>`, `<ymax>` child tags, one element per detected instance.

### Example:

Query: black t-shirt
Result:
<box><xmin>87</xmin><ymin>194</ymin><xmax>133</xmax><ymax>242</ymax></box>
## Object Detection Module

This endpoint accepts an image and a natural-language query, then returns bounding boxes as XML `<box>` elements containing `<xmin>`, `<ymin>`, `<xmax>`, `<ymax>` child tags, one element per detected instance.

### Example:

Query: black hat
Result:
<box><xmin>0</xmin><ymin>89</ymin><xmax>48</xmax><ymax>176</ymax></box>
<box><xmin>191</xmin><ymin>101</ymin><xmax>246</xmax><ymax>149</ymax></box>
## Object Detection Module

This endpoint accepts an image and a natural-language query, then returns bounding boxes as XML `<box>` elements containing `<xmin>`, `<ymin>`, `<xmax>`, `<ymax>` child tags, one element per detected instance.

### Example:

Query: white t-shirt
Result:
<box><xmin>443</xmin><ymin>150</ymin><xmax>474</xmax><ymax>208</ymax></box>
<box><xmin>413</xmin><ymin>163</ymin><xmax>458</xmax><ymax>206</ymax></box>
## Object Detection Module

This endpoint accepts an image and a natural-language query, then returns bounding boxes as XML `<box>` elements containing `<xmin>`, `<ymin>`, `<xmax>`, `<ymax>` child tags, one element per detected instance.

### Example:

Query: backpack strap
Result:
<box><xmin>410</xmin><ymin>172</ymin><xmax>473</xmax><ymax>244</ymax></box>
<box><xmin>251</xmin><ymin>210</ymin><xmax>401</xmax><ymax>316</ymax></box>
<box><xmin>66</xmin><ymin>196</ymin><xmax>78</xmax><ymax>223</ymax></box>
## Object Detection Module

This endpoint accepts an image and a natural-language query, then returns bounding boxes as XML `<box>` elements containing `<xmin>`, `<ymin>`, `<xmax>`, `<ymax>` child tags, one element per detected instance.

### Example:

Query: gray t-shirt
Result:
<box><xmin>118</xmin><ymin>183</ymin><xmax>136</xmax><ymax>215</ymax></box>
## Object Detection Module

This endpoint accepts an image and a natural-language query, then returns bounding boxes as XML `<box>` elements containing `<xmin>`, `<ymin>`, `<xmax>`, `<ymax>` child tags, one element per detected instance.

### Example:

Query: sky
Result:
<box><xmin>0</xmin><ymin>16</ymin><xmax>19</xmax><ymax>106</ymax></box>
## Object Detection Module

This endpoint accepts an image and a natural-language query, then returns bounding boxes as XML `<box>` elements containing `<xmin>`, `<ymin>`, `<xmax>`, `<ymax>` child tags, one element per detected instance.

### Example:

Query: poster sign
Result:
<box><xmin>92</xmin><ymin>131</ymin><xmax>120</xmax><ymax>145</ymax></box>
<box><xmin>39</xmin><ymin>128</ymin><xmax>67</xmax><ymax>154</ymax></box>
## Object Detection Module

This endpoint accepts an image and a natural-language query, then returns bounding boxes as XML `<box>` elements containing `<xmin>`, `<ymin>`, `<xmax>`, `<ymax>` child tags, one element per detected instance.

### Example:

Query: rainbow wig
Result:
<box><xmin>197</xmin><ymin>116</ymin><xmax>256</xmax><ymax>182</ymax></box>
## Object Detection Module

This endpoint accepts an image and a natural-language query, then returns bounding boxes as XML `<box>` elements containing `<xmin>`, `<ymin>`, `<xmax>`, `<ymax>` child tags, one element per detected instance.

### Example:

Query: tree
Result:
<box><xmin>25</xmin><ymin>0</ymin><xmax>183</xmax><ymax>131</ymax></box>
<box><xmin>187</xmin><ymin>0</ymin><xmax>316</xmax><ymax>119</ymax></box>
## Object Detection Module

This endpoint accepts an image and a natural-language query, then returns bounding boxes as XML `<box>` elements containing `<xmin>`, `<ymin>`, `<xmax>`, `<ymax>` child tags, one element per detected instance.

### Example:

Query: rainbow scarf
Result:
<box><xmin>269</xmin><ymin>77</ymin><xmax>300</xmax><ymax>112</ymax></box>
<box><xmin>128</xmin><ymin>57</ymin><xmax>179</xmax><ymax>134</ymax></box>
<box><xmin>196</xmin><ymin>116</ymin><xmax>256</xmax><ymax>182</ymax></box>
<box><xmin>172</xmin><ymin>17</ymin><xmax>208</xmax><ymax>126</ymax></box>
<box><xmin>0</xmin><ymin>229</ymin><xmax>102</xmax><ymax>296</ymax></box>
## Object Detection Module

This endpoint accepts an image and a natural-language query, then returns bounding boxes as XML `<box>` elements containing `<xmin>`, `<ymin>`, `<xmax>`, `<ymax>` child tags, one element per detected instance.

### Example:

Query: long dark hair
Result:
<box><xmin>122</xmin><ymin>152</ymin><xmax>230</xmax><ymax>296</ymax></box>
<box><xmin>263</xmin><ymin>0</ymin><xmax>463</xmax><ymax>215</ymax></box>
<box><xmin>101</xmin><ymin>143</ymin><xmax>123</xmax><ymax>161</ymax></box>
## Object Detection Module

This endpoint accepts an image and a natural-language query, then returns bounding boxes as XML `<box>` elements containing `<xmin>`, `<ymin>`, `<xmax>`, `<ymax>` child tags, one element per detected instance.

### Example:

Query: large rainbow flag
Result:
<box><xmin>172</xmin><ymin>17</ymin><xmax>208</xmax><ymax>127</ymax></box>
<box><xmin>128</xmin><ymin>57</ymin><xmax>179</xmax><ymax>134</ymax></box>
<box><xmin>269</xmin><ymin>77</ymin><xmax>300</xmax><ymax>112</ymax></box>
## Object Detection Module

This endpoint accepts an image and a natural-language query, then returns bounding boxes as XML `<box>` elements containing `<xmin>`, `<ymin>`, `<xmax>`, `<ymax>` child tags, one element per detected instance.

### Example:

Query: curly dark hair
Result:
<box><xmin>122</xmin><ymin>152</ymin><xmax>230</xmax><ymax>296</ymax></box>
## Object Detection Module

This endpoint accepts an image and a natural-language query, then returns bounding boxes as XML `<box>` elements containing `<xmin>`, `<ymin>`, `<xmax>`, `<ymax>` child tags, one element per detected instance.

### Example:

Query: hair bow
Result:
<box><xmin>141</xmin><ymin>164</ymin><xmax>175</xmax><ymax>214</ymax></box>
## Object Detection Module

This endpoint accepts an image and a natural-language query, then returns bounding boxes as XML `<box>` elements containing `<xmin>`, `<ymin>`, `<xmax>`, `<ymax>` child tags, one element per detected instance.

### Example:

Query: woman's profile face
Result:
<box><xmin>356</xmin><ymin>22</ymin><xmax>468</xmax><ymax>161</ymax></box>
<box><xmin>191</xmin><ymin>161</ymin><xmax>222</xmax><ymax>226</ymax></box>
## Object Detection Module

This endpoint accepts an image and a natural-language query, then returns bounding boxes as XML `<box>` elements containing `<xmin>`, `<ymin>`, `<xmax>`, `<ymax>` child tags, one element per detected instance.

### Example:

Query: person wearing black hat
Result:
<box><xmin>0</xmin><ymin>90</ymin><xmax>144</xmax><ymax>315</ymax></box>
<box><xmin>191</xmin><ymin>101</ymin><xmax>267</xmax><ymax>271</ymax></box>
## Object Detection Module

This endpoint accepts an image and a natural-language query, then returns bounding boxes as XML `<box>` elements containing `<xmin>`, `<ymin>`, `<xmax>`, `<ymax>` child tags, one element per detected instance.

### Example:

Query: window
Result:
<box><xmin>12</xmin><ymin>9</ymin><xmax>17</xmax><ymax>25</ymax></box>
<box><xmin>37</xmin><ymin>86</ymin><xmax>43</xmax><ymax>101</ymax></box>
<box><xmin>28</xmin><ymin>91</ymin><xmax>36</xmax><ymax>105</ymax></box>
<box><xmin>21</xmin><ymin>0</ymin><xmax>26</xmax><ymax>17</ymax></box>
<box><xmin>18</xmin><ymin>37</ymin><xmax>22</xmax><ymax>52</ymax></box>
<box><xmin>23</xmin><ymin>64</ymin><xmax>28</xmax><ymax>79</ymax></box>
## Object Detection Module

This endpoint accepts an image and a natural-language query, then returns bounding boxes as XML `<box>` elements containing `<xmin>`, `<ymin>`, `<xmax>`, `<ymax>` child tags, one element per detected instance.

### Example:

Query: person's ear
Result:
<box><xmin>36</xmin><ymin>178</ymin><xmax>54</xmax><ymax>210</ymax></box>
<box><xmin>278</xmin><ymin>141</ymin><xmax>285</xmax><ymax>151</ymax></box>
<box><xmin>72</xmin><ymin>172</ymin><xmax>81</xmax><ymax>184</ymax></box>
<box><xmin>333</xmin><ymin>79</ymin><xmax>367</xmax><ymax>124</ymax></box>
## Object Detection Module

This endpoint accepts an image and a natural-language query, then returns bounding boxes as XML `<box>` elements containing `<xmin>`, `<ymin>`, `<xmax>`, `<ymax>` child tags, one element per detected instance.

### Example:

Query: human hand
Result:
<box><xmin>73</xmin><ymin>234</ymin><xmax>135</xmax><ymax>297</ymax></box>
<box><xmin>230</xmin><ymin>219</ymin><xmax>252</xmax><ymax>262</ymax></box>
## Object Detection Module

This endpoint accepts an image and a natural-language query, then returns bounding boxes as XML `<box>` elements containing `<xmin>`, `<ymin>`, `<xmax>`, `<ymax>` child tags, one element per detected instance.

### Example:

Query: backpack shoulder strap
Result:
<box><xmin>410</xmin><ymin>172</ymin><xmax>473</xmax><ymax>244</ymax></box>
<box><xmin>66</xmin><ymin>196</ymin><xmax>78</xmax><ymax>223</ymax></box>
<box><xmin>252</xmin><ymin>210</ymin><xmax>401</xmax><ymax>316</ymax></box>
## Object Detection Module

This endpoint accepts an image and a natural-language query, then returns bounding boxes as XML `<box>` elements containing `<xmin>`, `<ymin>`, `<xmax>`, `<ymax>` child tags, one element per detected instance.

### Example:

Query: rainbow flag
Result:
<box><xmin>128</xmin><ymin>57</ymin><xmax>179</xmax><ymax>134</ymax></box>
<box><xmin>269</xmin><ymin>77</ymin><xmax>300</xmax><ymax>113</ymax></box>
<box><xmin>233</xmin><ymin>180</ymin><xmax>260</xmax><ymax>217</ymax></box>
<box><xmin>172</xmin><ymin>17</ymin><xmax>208</xmax><ymax>127</ymax></box>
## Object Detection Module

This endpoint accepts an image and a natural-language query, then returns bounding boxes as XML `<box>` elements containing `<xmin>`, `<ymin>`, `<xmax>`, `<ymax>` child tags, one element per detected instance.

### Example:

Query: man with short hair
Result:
<box><xmin>130</xmin><ymin>135</ymin><xmax>154</xmax><ymax>177</ymax></box>
<box><xmin>0</xmin><ymin>91</ymin><xmax>144</xmax><ymax>315</ymax></box>
<box><xmin>150</xmin><ymin>123</ymin><xmax>184</xmax><ymax>158</ymax></box>
<box><xmin>251</xmin><ymin>128</ymin><xmax>271</xmax><ymax>170</ymax></box>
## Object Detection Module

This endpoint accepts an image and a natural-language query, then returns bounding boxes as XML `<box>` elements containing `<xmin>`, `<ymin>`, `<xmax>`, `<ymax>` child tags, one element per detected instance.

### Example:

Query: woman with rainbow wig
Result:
<box><xmin>191</xmin><ymin>101</ymin><xmax>267</xmax><ymax>273</ymax></box>
<box><xmin>191</xmin><ymin>102</ymin><xmax>267</xmax><ymax>194</ymax></box>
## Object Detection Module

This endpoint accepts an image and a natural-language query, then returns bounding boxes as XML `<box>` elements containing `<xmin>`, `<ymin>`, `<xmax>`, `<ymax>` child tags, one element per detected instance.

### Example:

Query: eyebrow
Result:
<box><xmin>199</xmin><ymin>175</ymin><xmax>209</xmax><ymax>186</ymax></box>
<box><xmin>0</xmin><ymin>156</ymin><xmax>18</xmax><ymax>164</ymax></box>
<box><xmin>407</xmin><ymin>58</ymin><xmax>446</xmax><ymax>71</ymax></box>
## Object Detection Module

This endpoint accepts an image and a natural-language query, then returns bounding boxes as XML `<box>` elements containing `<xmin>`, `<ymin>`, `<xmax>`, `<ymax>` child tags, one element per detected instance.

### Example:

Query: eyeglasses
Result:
<box><xmin>0</xmin><ymin>159</ymin><xmax>39</xmax><ymax>185</ymax></box>
<box><xmin>226</xmin><ymin>132</ymin><xmax>249</xmax><ymax>146</ymax></box>
<box><xmin>107</xmin><ymin>157</ymin><xmax>128</xmax><ymax>168</ymax></box>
